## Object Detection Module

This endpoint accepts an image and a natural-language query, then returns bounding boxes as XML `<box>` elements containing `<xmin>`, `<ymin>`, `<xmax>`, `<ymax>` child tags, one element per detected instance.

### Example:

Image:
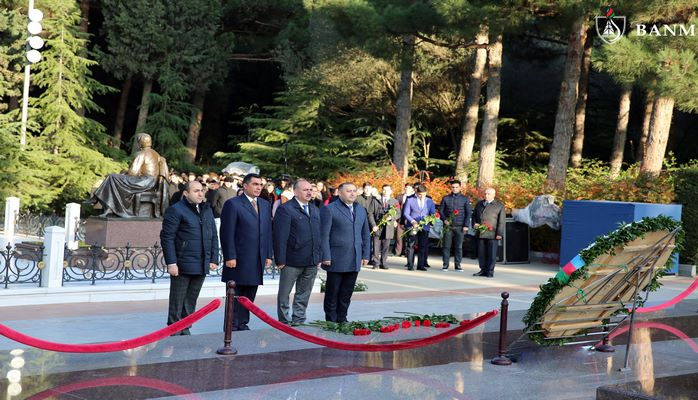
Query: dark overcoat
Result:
<box><xmin>220</xmin><ymin>195</ymin><xmax>273</xmax><ymax>285</ymax></box>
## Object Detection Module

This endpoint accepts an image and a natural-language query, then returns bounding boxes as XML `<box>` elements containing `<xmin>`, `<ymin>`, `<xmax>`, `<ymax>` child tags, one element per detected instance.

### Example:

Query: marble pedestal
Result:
<box><xmin>85</xmin><ymin>216</ymin><xmax>162</xmax><ymax>247</ymax></box>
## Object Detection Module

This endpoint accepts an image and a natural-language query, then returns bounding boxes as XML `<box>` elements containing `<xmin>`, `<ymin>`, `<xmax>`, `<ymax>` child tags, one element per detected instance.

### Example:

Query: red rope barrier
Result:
<box><xmin>0</xmin><ymin>299</ymin><xmax>221</xmax><ymax>353</ymax></box>
<box><xmin>237</xmin><ymin>296</ymin><xmax>498</xmax><ymax>352</ymax></box>
<box><xmin>602</xmin><ymin>321</ymin><xmax>698</xmax><ymax>353</ymax></box>
<box><xmin>26</xmin><ymin>376</ymin><xmax>201</xmax><ymax>400</ymax></box>
<box><xmin>632</xmin><ymin>276</ymin><xmax>698</xmax><ymax>313</ymax></box>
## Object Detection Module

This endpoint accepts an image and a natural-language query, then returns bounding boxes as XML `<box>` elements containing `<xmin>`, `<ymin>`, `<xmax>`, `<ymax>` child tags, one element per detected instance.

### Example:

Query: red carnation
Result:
<box><xmin>422</xmin><ymin>319</ymin><xmax>432</xmax><ymax>327</ymax></box>
<box><xmin>453</xmin><ymin>209</ymin><xmax>459</xmax><ymax>215</ymax></box>
<box><xmin>488</xmin><ymin>225</ymin><xmax>493</xmax><ymax>231</ymax></box>
<box><xmin>434</xmin><ymin>322</ymin><xmax>450</xmax><ymax>328</ymax></box>
<box><xmin>401</xmin><ymin>320</ymin><xmax>411</xmax><ymax>328</ymax></box>
<box><xmin>435</xmin><ymin>212</ymin><xmax>441</xmax><ymax>219</ymax></box>
<box><xmin>353</xmin><ymin>328</ymin><xmax>371</xmax><ymax>336</ymax></box>
<box><xmin>414</xmin><ymin>320</ymin><xmax>421</xmax><ymax>327</ymax></box>
<box><xmin>459</xmin><ymin>320</ymin><xmax>471</xmax><ymax>326</ymax></box>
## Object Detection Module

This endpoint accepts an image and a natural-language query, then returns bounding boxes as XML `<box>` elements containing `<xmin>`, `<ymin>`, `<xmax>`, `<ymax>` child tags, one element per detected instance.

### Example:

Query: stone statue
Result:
<box><xmin>91</xmin><ymin>133</ymin><xmax>169</xmax><ymax>218</ymax></box>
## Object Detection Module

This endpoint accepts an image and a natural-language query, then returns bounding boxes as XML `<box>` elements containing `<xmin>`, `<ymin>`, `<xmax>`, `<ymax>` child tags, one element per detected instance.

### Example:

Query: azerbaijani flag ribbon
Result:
<box><xmin>555</xmin><ymin>254</ymin><xmax>586</xmax><ymax>284</ymax></box>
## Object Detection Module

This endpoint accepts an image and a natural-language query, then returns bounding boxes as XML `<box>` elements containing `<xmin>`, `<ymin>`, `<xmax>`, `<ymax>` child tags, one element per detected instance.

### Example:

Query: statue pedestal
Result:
<box><xmin>85</xmin><ymin>217</ymin><xmax>162</xmax><ymax>247</ymax></box>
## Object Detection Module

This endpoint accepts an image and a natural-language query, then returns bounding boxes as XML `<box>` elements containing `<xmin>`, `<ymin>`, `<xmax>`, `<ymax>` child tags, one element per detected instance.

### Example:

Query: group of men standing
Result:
<box><xmin>160</xmin><ymin>175</ymin><xmax>371</xmax><ymax>333</ymax></box>
<box><xmin>159</xmin><ymin>173</ymin><xmax>506</xmax><ymax>334</ymax></box>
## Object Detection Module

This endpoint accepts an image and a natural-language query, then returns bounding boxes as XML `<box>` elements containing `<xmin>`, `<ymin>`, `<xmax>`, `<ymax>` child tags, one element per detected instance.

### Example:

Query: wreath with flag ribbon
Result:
<box><xmin>522</xmin><ymin>215</ymin><xmax>684</xmax><ymax>345</ymax></box>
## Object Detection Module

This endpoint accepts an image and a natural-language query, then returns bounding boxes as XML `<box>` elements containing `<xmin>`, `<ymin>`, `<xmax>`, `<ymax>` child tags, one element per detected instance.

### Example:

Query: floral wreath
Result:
<box><xmin>522</xmin><ymin>215</ymin><xmax>684</xmax><ymax>345</ymax></box>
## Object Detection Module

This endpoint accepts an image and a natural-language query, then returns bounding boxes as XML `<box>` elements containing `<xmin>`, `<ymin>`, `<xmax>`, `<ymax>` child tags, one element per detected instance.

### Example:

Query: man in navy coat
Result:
<box><xmin>160</xmin><ymin>181</ymin><xmax>219</xmax><ymax>335</ymax></box>
<box><xmin>273</xmin><ymin>179</ymin><xmax>321</xmax><ymax>325</ymax></box>
<box><xmin>320</xmin><ymin>182</ymin><xmax>370</xmax><ymax>323</ymax></box>
<box><xmin>220</xmin><ymin>173</ymin><xmax>273</xmax><ymax>331</ymax></box>
<box><xmin>403</xmin><ymin>184</ymin><xmax>436</xmax><ymax>271</ymax></box>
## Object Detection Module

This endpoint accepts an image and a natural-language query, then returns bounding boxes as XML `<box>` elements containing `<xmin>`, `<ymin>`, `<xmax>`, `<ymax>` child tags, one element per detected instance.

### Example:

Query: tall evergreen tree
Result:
<box><xmin>29</xmin><ymin>0</ymin><xmax>122</xmax><ymax>207</ymax></box>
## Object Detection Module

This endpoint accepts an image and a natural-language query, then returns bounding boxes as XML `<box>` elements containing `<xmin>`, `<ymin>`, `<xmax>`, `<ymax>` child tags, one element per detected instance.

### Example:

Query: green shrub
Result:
<box><xmin>675</xmin><ymin>167</ymin><xmax>698</xmax><ymax>264</ymax></box>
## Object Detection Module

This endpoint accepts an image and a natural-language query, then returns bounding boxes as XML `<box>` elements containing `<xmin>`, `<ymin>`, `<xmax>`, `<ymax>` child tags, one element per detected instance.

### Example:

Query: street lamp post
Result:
<box><xmin>19</xmin><ymin>0</ymin><xmax>44</xmax><ymax>148</ymax></box>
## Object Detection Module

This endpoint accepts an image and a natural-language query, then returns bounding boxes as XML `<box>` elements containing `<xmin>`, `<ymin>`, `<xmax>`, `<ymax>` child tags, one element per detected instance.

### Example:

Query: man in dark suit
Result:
<box><xmin>472</xmin><ymin>187</ymin><xmax>506</xmax><ymax>278</ymax></box>
<box><xmin>320</xmin><ymin>182</ymin><xmax>370</xmax><ymax>323</ymax></box>
<box><xmin>274</xmin><ymin>179</ymin><xmax>321</xmax><ymax>325</ymax></box>
<box><xmin>220</xmin><ymin>173</ymin><xmax>273</xmax><ymax>331</ymax></box>
<box><xmin>394</xmin><ymin>183</ymin><xmax>415</xmax><ymax>256</ymax></box>
<box><xmin>373</xmin><ymin>184</ymin><xmax>399</xmax><ymax>269</ymax></box>
<box><xmin>439</xmin><ymin>180</ymin><xmax>473</xmax><ymax>272</ymax></box>
<box><xmin>403</xmin><ymin>184</ymin><xmax>436</xmax><ymax>271</ymax></box>
<box><xmin>160</xmin><ymin>181</ymin><xmax>219</xmax><ymax>335</ymax></box>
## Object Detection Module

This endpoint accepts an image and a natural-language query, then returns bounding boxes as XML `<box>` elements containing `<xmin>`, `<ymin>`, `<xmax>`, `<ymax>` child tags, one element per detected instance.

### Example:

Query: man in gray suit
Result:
<box><xmin>320</xmin><ymin>182</ymin><xmax>371</xmax><ymax>323</ymax></box>
<box><xmin>473</xmin><ymin>187</ymin><xmax>506</xmax><ymax>278</ymax></box>
<box><xmin>274</xmin><ymin>179</ymin><xmax>321</xmax><ymax>325</ymax></box>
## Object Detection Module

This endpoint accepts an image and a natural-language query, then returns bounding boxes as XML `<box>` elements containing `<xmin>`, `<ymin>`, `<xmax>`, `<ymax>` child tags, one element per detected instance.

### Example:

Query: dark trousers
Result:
<box><xmin>477</xmin><ymin>238</ymin><xmax>499</xmax><ymax>276</ymax></box>
<box><xmin>372</xmin><ymin>236</ymin><xmax>390</xmax><ymax>267</ymax></box>
<box><xmin>167</xmin><ymin>274</ymin><xmax>206</xmax><ymax>335</ymax></box>
<box><xmin>233</xmin><ymin>284</ymin><xmax>258</xmax><ymax>329</ymax></box>
<box><xmin>324</xmin><ymin>271</ymin><xmax>358</xmax><ymax>322</ymax></box>
<box><xmin>395</xmin><ymin>224</ymin><xmax>405</xmax><ymax>255</ymax></box>
<box><xmin>441</xmin><ymin>227</ymin><xmax>464</xmax><ymax>268</ymax></box>
<box><xmin>406</xmin><ymin>230</ymin><xmax>429</xmax><ymax>270</ymax></box>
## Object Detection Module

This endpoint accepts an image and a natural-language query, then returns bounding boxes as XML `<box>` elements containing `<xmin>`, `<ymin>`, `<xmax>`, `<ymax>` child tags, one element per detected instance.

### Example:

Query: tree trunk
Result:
<box><xmin>79</xmin><ymin>0</ymin><xmax>90</xmax><ymax>33</ymax></box>
<box><xmin>8</xmin><ymin>96</ymin><xmax>19</xmax><ymax>111</ymax></box>
<box><xmin>635</xmin><ymin>90</ymin><xmax>654</xmax><ymax>162</ymax></box>
<box><xmin>454</xmin><ymin>26</ymin><xmax>488</xmax><ymax>183</ymax></box>
<box><xmin>392</xmin><ymin>34</ymin><xmax>416</xmax><ymax>181</ymax></box>
<box><xmin>546</xmin><ymin>18</ymin><xmax>587</xmax><ymax>191</ymax></box>
<box><xmin>112</xmin><ymin>75</ymin><xmax>132</xmax><ymax>148</ymax></box>
<box><xmin>569</xmin><ymin>27</ymin><xmax>592</xmax><ymax>168</ymax></box>
<box><xmin>476</xmin><ymin>34</ymin><xmax>503</xmax><ymax>189</ymax></box>
<box><xmin>640</xmin><ymin>96</ymin><xmax>674</xmax><ymax>177</ymax></box>
<box><xmin>609</xmin><ymin>87</ymin><xmax>632</xmax><ymax>178</ymax></box>
<box><xmin>135</xmin><ymin>78</ymin><xmax>152</xmax><ymax>133</ymax></box>
<box><xmin>185</xmin><ymin>89</ymin><xmax>206</xmax><ymax>164</ymax></box>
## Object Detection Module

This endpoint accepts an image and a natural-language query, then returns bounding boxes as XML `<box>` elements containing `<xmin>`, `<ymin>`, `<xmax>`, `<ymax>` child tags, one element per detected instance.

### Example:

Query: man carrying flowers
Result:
<box><xmin>439</xmin><ymin>180</ymin><xmax>472</xmax><ymax>272</ymax></box>
<box><xmin>403</xmin><ymin>184</ymin><xmax>436</xmax><ymax>271</ymax></box>
<box><xmin>472</xmin><ymin>187</ymin><xmax>506</xmax><ymax>278</ymax></box>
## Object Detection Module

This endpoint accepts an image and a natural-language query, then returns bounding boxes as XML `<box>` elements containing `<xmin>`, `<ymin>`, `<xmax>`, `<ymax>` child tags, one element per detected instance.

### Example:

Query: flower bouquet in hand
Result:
<box><xmin>403</xmin><ymin>213</ymin><xmax>439</xmax><ymax>237</ymax></box>
<box><xmin>371</xmin><ymin>205</ymin><xmax>399</xmax><ymax>236</ymax></box>
<box><xmin>474</xmin><ymin>222</ymin><xmax>493</xmax><ymax>235</ymax></box>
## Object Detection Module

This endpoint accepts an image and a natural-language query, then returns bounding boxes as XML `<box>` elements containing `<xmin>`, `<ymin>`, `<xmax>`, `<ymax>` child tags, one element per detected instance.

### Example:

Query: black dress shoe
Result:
<box><xmin>417</xmin><ymin>267</ymin><xmax>427</xmax><ymax>271</ymax></box>
<box><xmin>379</xmin><ymin>265</ymin><xmax>389</xmax><ymax>270</ymax></box>
<box><xmin>485</xmin><ymin>274</ymin><xmax>494</xmax><ymax>278</ymax></box>
<box><xmin>407</xmin><ymin>267</ymin><xmax>414</xmax><ymax>271</ymax></box>
<box><xmin>473</xmin><ymin>271</ymin><xmax>486</xmax><ymax>276</ymax></box>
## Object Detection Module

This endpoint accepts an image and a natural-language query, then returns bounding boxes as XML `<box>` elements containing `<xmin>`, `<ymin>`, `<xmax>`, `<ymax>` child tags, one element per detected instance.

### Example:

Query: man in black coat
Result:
<box><xmin>472</xmin><ymin>187</ymin><xmax>506</xmax><ymax>278</ymax></box>
<box><xmin>439</xmin><ymin>180</ymin><xmax>472</xmax><ymax>271</ymax></box>
<box><xmin>273</xmin><ymin>179</ymin><xmax>321</xmax><ymax>325</ymax></box>
<box><xmin>160</xmin><ymin>181</ymin><xmax>219</xmax><ymax>335</ymax></box>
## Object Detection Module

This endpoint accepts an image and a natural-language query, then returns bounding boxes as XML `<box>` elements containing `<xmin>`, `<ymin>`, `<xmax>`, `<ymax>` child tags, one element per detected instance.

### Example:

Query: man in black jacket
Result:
<box><xmin>439</xmin><ymin>180</ymin><xmax>472</xmax><ymax>271</ymax></box>
<box><xmin>160</xmin><ymin>181</ymin><xmax>219</xmax><ymax>335</ymax></box>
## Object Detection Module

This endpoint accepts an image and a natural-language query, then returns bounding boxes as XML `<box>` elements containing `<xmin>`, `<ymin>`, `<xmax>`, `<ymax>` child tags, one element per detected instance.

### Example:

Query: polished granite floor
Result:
<box><xmin>1</xmin><ymin>257</ymin><xmax>697</xmax><ymax>400</ymax></box>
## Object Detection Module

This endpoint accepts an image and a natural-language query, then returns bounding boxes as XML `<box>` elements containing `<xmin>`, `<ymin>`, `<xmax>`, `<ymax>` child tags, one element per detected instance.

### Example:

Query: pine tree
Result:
<box><xmin>29</xmin><ymin>0</ymin><xmax>122</xmax><ymax>208</ymax></box>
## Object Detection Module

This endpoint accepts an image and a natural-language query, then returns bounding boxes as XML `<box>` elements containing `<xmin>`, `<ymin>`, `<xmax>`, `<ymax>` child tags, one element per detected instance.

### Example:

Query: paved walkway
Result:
<box><xmin>1</xmin><ymin>252</ymin><xmax>697</xmax><ymax>399</ymax></box>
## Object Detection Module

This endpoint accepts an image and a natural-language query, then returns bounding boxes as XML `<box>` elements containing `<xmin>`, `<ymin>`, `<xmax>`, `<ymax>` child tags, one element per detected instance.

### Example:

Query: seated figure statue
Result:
<box><xmin>91</xmin><ymin>133</ymin><xmax>169</xmax><ymax>218</ymax></box>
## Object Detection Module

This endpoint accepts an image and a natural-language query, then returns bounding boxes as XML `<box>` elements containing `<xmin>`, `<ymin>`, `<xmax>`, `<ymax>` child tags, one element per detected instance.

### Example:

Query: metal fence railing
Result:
<box><xmin>0</xmin><ymin>212</ymin><xmax>85</xmax><ymax>241</ymax></box>
<box><xmin>63</xmin><ymin>244</ymin><xmax>279</xmax><ymax>285</ymax></box>
<box><xmin>0</xmin><ymin>243</ymin><xmax>44</xmax><ymax>289</ymax></box>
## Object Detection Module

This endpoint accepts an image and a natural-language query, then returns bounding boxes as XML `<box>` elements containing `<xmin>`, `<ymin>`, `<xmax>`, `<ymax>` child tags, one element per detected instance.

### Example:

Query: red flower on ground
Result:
<box><xmin>414</xmin><ymin>320</ymin><xmax>421</xmax><ymax>327</ymax></box>
<box><xmin>353</xmin><ymin>328</ymin><xmax>371</xmax><ymax>336</ymax></box>
<box><xmin>401</xmin><ymin>320</ymin><xmax>412</xmax><ymax>328</ymax></box>
<box><xmin>434</xmin><ymin>322</ymin><xmax>450</xmax><ymax>328</ymax></box>
<box><xmin>459</xmin><ymin>320</ymin><xmax>471</xmax><ymax>326</ymax></box>
<box><xmin>422</xmin><ymin>319</ymin><xmax>432</xmax><ymax>327</ymax></box>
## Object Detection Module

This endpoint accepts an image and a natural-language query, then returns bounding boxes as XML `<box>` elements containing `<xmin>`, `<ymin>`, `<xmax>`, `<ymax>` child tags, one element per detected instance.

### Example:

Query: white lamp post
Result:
<box><xmin>19</xmin><ymin>1</ymin><xmax>44</xmax><ymax>148</ymax></box>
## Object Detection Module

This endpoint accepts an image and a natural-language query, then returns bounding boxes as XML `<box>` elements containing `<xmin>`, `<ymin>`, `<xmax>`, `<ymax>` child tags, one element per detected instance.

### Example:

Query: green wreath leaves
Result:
<box><xmin>522</xmin><ymin>215</ymin><xmax>684</xmax><ymax>346</ymax></box>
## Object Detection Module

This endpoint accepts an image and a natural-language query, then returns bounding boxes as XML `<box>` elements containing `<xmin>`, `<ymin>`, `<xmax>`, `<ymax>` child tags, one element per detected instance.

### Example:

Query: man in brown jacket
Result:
<box><xmin>472</xmin><ymin>187</ymin><xmax>506</xmax><ymax>278</ymax></box>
